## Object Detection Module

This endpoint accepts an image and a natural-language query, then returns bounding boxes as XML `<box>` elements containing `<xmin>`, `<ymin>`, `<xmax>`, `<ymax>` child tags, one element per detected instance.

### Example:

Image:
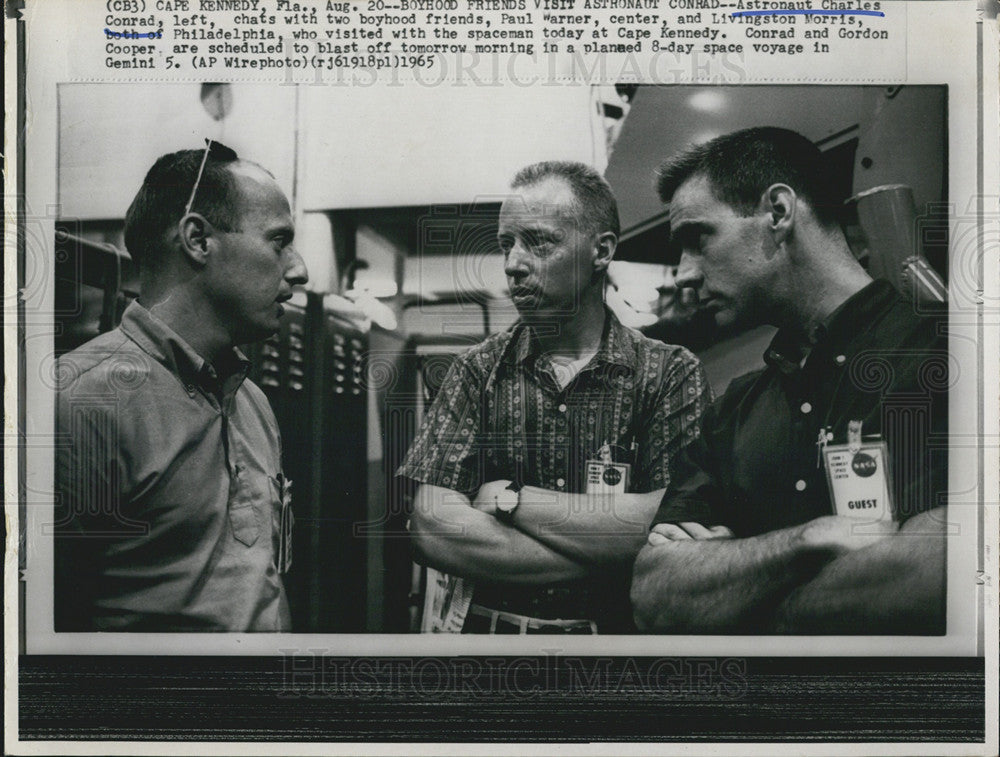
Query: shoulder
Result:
<box><xmin>714</xmin><ymin>366</ymin><xmax>768</xmax><ymax>415</ymax></box>
<box><xmin>848</xmin><ymin>286</ymin><xmax>946</xmax><ymax>366</ymax></box>
<box><xmin>845</xmin><ymin>280</ymin><xmax>944</xmax><ymax>350</ymax></box>
<box><xmin>878</xmin><ymin>297</ymin><xmax>946</xmax><ymax>346</ymax></box>
<box><xmin>55</xmin><ymin>332</ymin><xmax>157</xmax><ymax>439</ymax></box>
<box><xmin>621</xmin><ymin>324</ymin><xmax>705</xmax><ymax>387</ymax></box>
<box><xmin>237</xmin><ymin>377</ymin><xmax>282</xmax><ymax>453</ymax></box>
<box><xmin>240</xmin><ymin>376</ymin><xmax>279</xmax><ymax>423</ymax></box>
<box><xmin>631</xmin><ymin>325</ymin><xmax>697</xmax><ymax>359</ymax></box>
<box><xmin>610</xmin><ymin>312</ymin><xmax>701</xmax><ymax>363</ymax></box>
<box><xmin>56</xmin><ymin>330</ymin><xmax>151</xmax><ymax>396</ymax></box>
<box><xmin>856</xmin><ymin>298</ymin><xmax>948</xmax><ymax>395</ymax></box>
<box><xmin>451</xmin><ymin>328</ymin><xmax>517</xmax><ymax>374</ymax></box>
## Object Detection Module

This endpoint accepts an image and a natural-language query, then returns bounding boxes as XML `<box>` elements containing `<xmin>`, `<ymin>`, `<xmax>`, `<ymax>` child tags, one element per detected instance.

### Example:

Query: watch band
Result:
<box><xmin>495</xmin><ymin>482</ymin><xmax>521</xmax><ymax>524</ymax></box>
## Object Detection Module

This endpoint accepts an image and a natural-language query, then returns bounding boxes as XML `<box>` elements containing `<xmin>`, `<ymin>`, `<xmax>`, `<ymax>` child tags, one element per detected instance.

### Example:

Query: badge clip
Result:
<box><xmin>847</xmin><ymin>420</ymin><xmax>863</xmax><ymax>453</ymax></box>
<box><xmin>598</xmin><ymin>441</ymin><xmax>613</xmax><ymax>464</ymax></box>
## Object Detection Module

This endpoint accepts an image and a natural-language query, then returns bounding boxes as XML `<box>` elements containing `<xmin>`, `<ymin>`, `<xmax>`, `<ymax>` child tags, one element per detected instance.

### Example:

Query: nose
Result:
<box><xmin>674</xmin><ymin>252</ymin><xmax>702</xmax><ymax>292</ymax></box>
<box><xmin>504</xmin><ymin>241</ymin><xmax>530</xmax><ymax>280</ymax></box>
<box><xmin>284</xmin><ymin>248</ymin><xmax>309</xmax><ymax>287</ymax></box>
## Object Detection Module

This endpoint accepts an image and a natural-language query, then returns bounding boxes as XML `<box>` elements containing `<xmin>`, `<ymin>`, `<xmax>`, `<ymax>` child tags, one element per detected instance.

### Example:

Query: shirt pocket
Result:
<box><xmin>228</xmin><ymin>466</ymin><xmax>266</xmax><ymax>547</ymax></box>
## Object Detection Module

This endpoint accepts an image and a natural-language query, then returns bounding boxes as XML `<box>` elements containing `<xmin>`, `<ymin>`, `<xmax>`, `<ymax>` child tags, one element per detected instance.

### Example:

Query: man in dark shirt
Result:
<box><xmin>55</xmin><ymin>143</ymin><xmax>308</xmax><ymax>630</ymax></box>
<box><xmin>631</xmin><ymin>127</ymin><xmax>948</xmax><ymax>635</ymax></box>
<box><xmin>400</xmin><ymin>161</ymin><xmax>711</xmax><ymax>633</ymax></box>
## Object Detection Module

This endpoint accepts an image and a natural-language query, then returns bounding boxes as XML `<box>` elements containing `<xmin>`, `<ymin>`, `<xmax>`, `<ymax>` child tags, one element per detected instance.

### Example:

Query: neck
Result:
<box><xmin>772</xmin><ymin>235</ymin><xmax>873</xmax><ymax>335</ymax></box>
<box><xmin>530</xmin><ymin>289</ymin><xmax>607</xmax><ymax>358</ymax></box>
<box><xmin>139</xmin><ymin>280</ymin><xmax>232</xmax><ymax>365</ymax></box>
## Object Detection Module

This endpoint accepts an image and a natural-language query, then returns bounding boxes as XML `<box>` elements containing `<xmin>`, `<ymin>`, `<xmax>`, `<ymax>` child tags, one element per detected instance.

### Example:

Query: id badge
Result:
<box><xmin>585</xmin><ymin>460</ymin><xmax>630</xmax><ymax>495</ymax></box>
<box><xmin>421</xmin><ymin>568</ymin><xmax>473</xmax><ymax>634</ymax></box>
<box><xmin>277</xmin><ymin>475</ymin><xmax>294</xmax><ymax>574</ymax></box>
<box><xmin>822</xmin><ymin>441</ymin><xmax>894</xmax><ymax>522</ymax></box>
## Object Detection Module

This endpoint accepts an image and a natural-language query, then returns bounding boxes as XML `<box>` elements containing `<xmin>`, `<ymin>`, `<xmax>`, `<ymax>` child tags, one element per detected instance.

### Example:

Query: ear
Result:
<box><xmin>592</xmin><ymin>231</ymin><xmax>618</xmax><ymax>275</ymax></box>
<box><xmin>177</xmin><ymin>214</ymin><xmax>214</xmax><ymax>267</ymax></box>
<box><xmin>763</xmin><ymin>183</ymin><xmax>797</xmax><ymax>246</ymax></box>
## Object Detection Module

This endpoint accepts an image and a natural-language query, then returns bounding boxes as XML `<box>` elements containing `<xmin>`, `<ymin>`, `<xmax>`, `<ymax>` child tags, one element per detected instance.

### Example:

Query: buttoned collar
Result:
<box><xmin>764</xmin><ymin>279</ymin><xmax>900</xmax><ymax>375</ymax></box>
<box><xmin>119</xmin><ymin>300</ymin><xmax>250</xmax><ymax>392</ymax></box>
<box><xmin>501</xmin><ymin>308</ymin><xmax>638</xmax><ymax>374</ymax></box>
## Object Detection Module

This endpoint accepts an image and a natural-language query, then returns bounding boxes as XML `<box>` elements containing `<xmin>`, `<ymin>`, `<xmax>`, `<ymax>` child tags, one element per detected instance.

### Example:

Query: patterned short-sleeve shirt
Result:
<box><xmin>397</xmin><ymin>310</ymin><xmax>712</xmax><ymax>629</ymax></box>
<box><xmin>399</xmin><ymin>310</ymin><xmax>710</xmax><ymax>497</ymax></box>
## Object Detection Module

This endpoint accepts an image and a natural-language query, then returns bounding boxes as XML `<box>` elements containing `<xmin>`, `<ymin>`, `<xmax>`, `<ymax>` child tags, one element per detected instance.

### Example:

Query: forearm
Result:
<box><xmin>773</xmin><ymin>508</ymin><xmax>947</xmax><ymax>634</ymax></box>
<box><xmin>510</xmin><ymin>486</ymin><xmax>667</xmax><ymax>566</ymax></box>
<box><xmin>409</xmin><ymin>485</ymin><xmax>588</xmax><ymax>584</ymax></box>
<box><xmin>631</xmin><ymin>522</ymin><xmax>826</xmax><ymax>633</ymax></box>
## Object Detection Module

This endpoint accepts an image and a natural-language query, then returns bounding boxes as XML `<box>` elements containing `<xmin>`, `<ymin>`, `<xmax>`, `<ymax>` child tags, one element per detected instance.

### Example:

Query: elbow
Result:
<box><xmin>409</xmin><ymin>525</ymin><xmax>435</xmax><ymax>568</ymax></box>
<box><xmin>409</xmin><ymin>520</ymin><xmax>452</xmax><ymax>575</ymax></box>
<box><xmin>408</xmin><ymin>494</ymin><xmax>447</xmax><ymax>569</ymax></box>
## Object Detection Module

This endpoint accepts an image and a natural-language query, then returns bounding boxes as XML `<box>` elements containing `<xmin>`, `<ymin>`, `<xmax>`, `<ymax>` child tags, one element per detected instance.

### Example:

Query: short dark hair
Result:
<box><xmin>123</xmin><ymin>148</ymin><xmax>242</xmax><ymax>270</ymax></box>
<box><xmin>512</xmin><ymin>161</ymin><xmax>621</xmax><ymax>237</ymax></box>
<box><xmin>656</xmin><ymin>127</ymin><xmax>841</xmax><ymax>228</ymax></box>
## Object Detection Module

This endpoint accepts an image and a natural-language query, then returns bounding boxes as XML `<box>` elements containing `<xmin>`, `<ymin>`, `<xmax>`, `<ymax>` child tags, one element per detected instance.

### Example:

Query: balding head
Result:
<box><xmin>124</xmin><ymin>145</ymin><xmax>263</xmax><ymax>272</ymax></box>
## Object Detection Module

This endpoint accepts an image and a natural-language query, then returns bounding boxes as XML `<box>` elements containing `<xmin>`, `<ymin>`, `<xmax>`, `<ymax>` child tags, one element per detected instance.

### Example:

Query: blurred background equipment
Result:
<box><xmin>846</xmin><ymin>184</ymin><xmax>948</xmax><ymax>305</ymax></box>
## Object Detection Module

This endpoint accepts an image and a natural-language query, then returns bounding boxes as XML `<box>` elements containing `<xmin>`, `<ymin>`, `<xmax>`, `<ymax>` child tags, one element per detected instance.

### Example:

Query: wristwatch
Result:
<box><xmin>495</xmin><ymin>482</ymin><xmax>521</xmax><ymax>524</ymax></box>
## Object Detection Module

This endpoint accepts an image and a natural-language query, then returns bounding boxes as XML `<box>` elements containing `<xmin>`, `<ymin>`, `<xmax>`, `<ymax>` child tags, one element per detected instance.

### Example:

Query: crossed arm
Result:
<box><xmin>772</xmin><ymin>507</ymin><xmax>947</xmax><ymax>634</ymax></box>
<box><xmin>405</xmin><ymin>346</ymin><xmax>710</xmax><ymax>582</ymax></box>
<box><xmin>630</xmin><ymin>507</ymin><xmax>947</xmax><ymax>634</ymax></box>
<box><xmin>471</xmin><ymin>480</ymin><xmax>667</xmax><ymax>566</ymax></box>
<box><xmin>409</xmin><ymin>484</ymin><xmax>589</xmax><ymax>584</ymax></box>
<box><xmin>409</xmin><ymin>482</ymin><xmax>668</xmax><ymax>582</ymax></box>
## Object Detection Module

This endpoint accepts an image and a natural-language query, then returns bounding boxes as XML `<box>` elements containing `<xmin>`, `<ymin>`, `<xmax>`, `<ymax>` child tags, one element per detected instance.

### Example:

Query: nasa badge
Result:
<box><xmin>822</xmin><ymin>440</ymin><xmax>895</xmax><ymax>522</ymax></box>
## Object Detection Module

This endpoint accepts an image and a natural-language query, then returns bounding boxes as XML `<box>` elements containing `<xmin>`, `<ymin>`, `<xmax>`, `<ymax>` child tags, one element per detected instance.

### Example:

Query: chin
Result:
<box><xmin>715</xmin><ymin>306</ymin><xmax>760</xmax><ymax>334</ymax></box>
<box><xmin>519</xmin><ymin>308</ymin><xmax>564</xmax><ymax>324</ymax></box>
<box><xmin>711</xmin><ymin>309</ymin><xmax>739</xmax><ymax>330</ymax></box>
<box><xmin>243</xmin><ymin>322</ymin><xmax>281</xmax><ymax>345</ymax></box>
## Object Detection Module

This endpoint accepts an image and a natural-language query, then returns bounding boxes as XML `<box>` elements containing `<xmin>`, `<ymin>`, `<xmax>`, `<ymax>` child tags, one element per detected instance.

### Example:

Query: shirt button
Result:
<box><xmin>556</xmin><ymin>478</ymin><xmax>565</xmax><ymax>488</ymax></box>
<box><xmin>835</xmin><ymin>355</ymin><xmax>847</xmax><ymax>366</ymax></box>
<box><xmin>558</xmin><ymin>404</ymin><xmax>567</xmax><ymax>413</ymax></box>
<box><xmin>795</xmin><ymin>479</ymin><xmax>807</xmax><ymax>492</ymax></box>
<box><xmin>800</xmin><ymin>402</ymin><xmax>812</xmax><ymax>414</ymax></box>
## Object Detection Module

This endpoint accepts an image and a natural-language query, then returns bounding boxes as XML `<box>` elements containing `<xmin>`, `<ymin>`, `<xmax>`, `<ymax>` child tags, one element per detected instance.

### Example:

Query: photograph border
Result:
<box><xmin>24</xmin><ymin>78</ymin><xmax>981</xmax><ymax>659</ymax></box>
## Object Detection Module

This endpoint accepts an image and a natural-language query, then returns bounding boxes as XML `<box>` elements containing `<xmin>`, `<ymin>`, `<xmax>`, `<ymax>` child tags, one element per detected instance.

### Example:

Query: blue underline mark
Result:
<box><xmin>104</xmin><ymin>28</ymin><xmax>161</xmax><ymax>38</ymax></box>
<box><xmin>731</xmin><ymin>9</ymin><xmax>885</xmax><ymax>16</ymax></box>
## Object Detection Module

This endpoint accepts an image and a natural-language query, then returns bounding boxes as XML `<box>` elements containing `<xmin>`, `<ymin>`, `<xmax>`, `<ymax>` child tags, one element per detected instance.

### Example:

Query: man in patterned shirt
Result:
<box><xmin>398</xmin><ymin>161</ymin><xmax>711</xmax><ymax>633</ymax></box>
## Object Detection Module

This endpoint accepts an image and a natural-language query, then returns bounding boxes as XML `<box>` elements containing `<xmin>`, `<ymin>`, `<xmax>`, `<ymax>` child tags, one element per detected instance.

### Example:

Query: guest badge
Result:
<box><xmin>821</xmin><ymin>421</ymin><xmax>895</xmax><ymax>522</ymax></box>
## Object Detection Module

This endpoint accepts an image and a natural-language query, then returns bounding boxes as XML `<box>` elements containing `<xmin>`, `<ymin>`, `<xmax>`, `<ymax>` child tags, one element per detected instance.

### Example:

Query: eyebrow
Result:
<box><xmin>499</xmin><ymin>215</ymin><xmax>561</xmax><ymax>233</ymax></box>
<box><xmin>269</xmin><ymin>224</ymin><xmax>295</xmax><ymax>241</ymax></box>
<box><xmin>669</xmin><ymin>218</ymin><xmax>699</xmax><ymax>245</ymax></box>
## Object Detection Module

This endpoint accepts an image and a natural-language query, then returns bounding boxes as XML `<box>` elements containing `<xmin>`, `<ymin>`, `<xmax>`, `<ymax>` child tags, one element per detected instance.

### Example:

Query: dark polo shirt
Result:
<box><xmin>653</xmin><ymin>280</ymin><xmax>948</xmax><ymax>537</ymax></box>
